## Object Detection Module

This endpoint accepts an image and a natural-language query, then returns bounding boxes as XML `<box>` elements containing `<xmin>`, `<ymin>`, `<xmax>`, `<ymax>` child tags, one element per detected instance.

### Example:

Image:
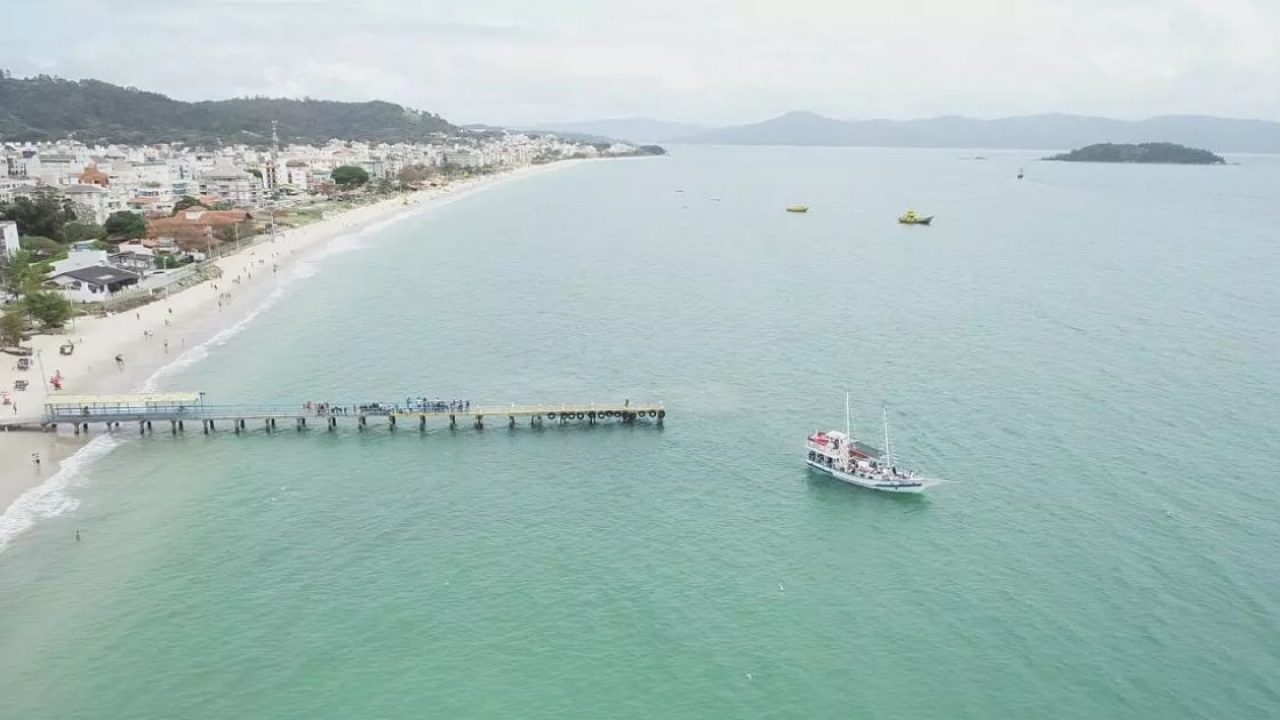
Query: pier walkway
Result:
<box><xmin>2</xmin><ymin>393</ymin><xmax>665</xmax><ymax>435</ymax></box>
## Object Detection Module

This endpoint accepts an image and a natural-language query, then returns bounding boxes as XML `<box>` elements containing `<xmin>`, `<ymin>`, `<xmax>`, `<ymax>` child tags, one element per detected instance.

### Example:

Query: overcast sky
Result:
<box><xmin>4</xmin><ymin>0</ymin><xmax>1279</xmax><ymax>126</ymax></box>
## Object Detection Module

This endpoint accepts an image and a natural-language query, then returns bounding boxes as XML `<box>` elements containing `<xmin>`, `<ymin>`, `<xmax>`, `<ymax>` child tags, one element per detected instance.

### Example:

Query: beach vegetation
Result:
<box><xmin>396</xmin><ymin>164</ymin><xmax>437</xmax><ymax>187</ymax></box>
<box><xmin>155</xmin><ymin>254</ymin><xmax>191</xmax><ymax>270</ymax></box>
<box><xmin>0</xmin><ymin>306</ymin><xmax>25</xmax><ymax>345</ymax></box>
<box><xmin>103</xmin><ymin>210</ymin><xmax>147</xmax><ymax>239</ymax></box>
<box><xmin>23</xmin><ymin>290</ymin><xmax>72</xmax><ymax>329</ymax></box>
<box><xmin>216</xmin><ymin>220</ymin><xmax>257</xmax><ymax>245</ymax></box>
<box><xmin>331</xmin><ymin>165</ymin><xmax>370</xmax><ymax>187</ymax></box>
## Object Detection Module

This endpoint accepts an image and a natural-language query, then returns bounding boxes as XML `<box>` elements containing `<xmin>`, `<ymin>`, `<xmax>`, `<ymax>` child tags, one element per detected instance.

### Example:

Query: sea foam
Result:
<box><xmin>0</xmin><ymin>434</ymin><xmax>121</xmax><ymax>554</ymax></box>
<box><xmin>0</xmin><ymin>201</ymin><xmax>427</xmax><ymax>554</ymax></box>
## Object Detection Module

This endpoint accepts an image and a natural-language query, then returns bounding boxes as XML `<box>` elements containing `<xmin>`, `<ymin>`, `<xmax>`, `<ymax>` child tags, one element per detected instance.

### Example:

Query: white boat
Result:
<box><xmin>804</xmin><ymin>395</ymin><xmax>937</xmax><ymax>494</ymax></box>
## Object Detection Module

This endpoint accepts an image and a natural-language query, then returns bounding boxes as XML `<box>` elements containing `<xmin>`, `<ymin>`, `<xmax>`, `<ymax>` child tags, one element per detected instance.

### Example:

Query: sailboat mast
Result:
<box><xmin>882</xmin><ymin>406</ymin><xmax>892</xmax><ymax>468</ymax></box>
<box><xmin>845</xmin><ymin>392</ymin><xmax>851</xmax><ymax>440</ymax></box>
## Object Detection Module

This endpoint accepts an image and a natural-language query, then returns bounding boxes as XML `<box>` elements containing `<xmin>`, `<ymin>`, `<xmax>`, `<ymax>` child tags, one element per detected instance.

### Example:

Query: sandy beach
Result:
<box><xmin>0</xmin><ymin>161</ymin><xmax>575</xmax><ymax>543</ymax></box>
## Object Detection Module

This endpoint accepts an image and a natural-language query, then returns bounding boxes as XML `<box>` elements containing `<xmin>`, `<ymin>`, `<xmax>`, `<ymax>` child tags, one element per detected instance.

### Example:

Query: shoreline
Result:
<box><xmin>0</xmin><ymin>160</ymin><xmax>579</xmax><ymax>550</ymax></box>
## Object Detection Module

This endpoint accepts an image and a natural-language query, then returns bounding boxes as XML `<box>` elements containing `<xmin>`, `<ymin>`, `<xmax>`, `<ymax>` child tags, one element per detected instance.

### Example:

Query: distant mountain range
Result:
<box><xmin>529</xmin><ymin>118</ymin><xmax>709</xmax><ymax>145</ymax></box>
<box><xmin>541</xmin><ymin>111</ymin><xmax>1280</xmax><ymax>153</ymax></box>
<box><xmin>0</xmin><ymin>75</ymin><xmax>456</xmax><ymax>145</ymax></box>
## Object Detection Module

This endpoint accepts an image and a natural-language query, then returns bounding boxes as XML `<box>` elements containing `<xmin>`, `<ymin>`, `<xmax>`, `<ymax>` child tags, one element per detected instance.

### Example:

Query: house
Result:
<box><xmin>63</xmin><ymin>183</ymin><xmax>126</xmax><ymax>224</ymax></box>
<box><xmin>0</xmin><ymin>220</ymin><xmax>19</xmax><ymax>260</ymax></box>
<box><xmin>0</xmin><ymin>177</ymin><xmax>26</xmax><ymax>203</ymax></box>
<box><xmin>78</xmin><ymin>163</ymin><xmax>110</xmax><ymax>187</ymax></box>
<box><xmin>109</xmin><ymin>251</ymin><xmax>156</xmax><ymax>274</ymax></box>
<box><xmin>48</xmin><ymin>265</ymin><xmax>140</xmax><ymax>302</ymax></box>
<box><xmin>281</xmin><ymin>160</ymin><xmax>309</xmax><ymax>191</ymax></box>
<box><xmin>200</xmin><ymin>163</ymin><xmax>262</xmax><ymax>207</ymax></box>
<box><xmin>50</xmin><ymin>247</ymin><xmax>110</xmax><ymax>276</ymax></box>
<box><xmin>146</xmin><ymin>209</ymin><xmax>254</xmax><ymax>251</ymax></box>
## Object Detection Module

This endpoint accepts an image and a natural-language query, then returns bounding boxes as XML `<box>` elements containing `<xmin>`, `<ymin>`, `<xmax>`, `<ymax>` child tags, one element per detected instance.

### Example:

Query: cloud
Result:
<box><xmin>3</xmin><ymin>0</ymin><xmax>1278</xmax><ymax>124</ymax></box>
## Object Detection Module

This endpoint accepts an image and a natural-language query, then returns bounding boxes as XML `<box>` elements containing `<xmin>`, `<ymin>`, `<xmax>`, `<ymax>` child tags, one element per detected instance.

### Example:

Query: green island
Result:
<box><xmin>1045</xmin><ymin>142</ymin><xmax>1226</xmax><ymax>165</ymax></box>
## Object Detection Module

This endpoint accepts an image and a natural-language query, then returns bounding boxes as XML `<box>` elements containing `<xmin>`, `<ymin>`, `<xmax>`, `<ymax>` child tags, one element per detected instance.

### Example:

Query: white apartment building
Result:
<box><xmin>0</xmin><ymin>220</ymin><xmax>20</xmax><ymax>260</ymax></box>
<box><xmin>63</xmin><ymin>184</ymin><xmax>127</xmax><ymax>224</ymax></box>
<box><xmin>201</xmin><ymin>163</ymin><xmax>263</xmax><ymax>207</ymax></box>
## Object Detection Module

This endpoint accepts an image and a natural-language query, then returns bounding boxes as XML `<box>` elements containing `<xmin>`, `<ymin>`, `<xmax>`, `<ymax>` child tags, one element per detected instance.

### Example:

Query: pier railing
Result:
<box><xmin>37</xmin><ymin>395</ymin><xmax>665</xmax><ymax>434</ymax></box>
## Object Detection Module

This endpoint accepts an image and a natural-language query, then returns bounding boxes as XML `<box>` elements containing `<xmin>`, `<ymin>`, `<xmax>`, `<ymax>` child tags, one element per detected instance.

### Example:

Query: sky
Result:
<box><xmin>3</xmin><ymin>0</ymin><xmax>1279</xmax><ymax>126</ymax></box>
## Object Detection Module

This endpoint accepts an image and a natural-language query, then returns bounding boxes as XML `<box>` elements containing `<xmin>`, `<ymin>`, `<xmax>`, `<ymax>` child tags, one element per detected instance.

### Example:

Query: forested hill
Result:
<box><xmin>0</xmin><ymin>74</ymin><xmax>456</xmax><ymax>145</ymax></box>
<box><xmin>1044</xmin><ymin>142</ymin><xmax>1226</xmax><ymax>164</ymax></box>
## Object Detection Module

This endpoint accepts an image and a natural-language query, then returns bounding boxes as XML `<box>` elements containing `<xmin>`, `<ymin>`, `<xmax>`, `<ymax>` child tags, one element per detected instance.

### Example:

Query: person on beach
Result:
<box><xmin>163</xmin><ymin>340</ymin><xmax>169</xmax><ymax>354</ymax></box>
<box><xmin>31</xmin><ymin>452</ymin><xmax>40</xmax><ymax>467</ymax></box>
<box><xmin>75</xmin><ymin>530</ymin><xmax>81</xmax><ymax>542</ymax></box>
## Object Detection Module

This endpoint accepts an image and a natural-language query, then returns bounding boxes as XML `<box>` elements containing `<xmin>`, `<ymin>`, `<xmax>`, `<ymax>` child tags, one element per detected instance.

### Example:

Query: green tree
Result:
<box><xmin>172</xmin><ymin>196</ymin><xmax>207</xmax><ymax>214</ymax></box>
<box><xmin>246</xmin><ymin>168</ymin><xmax>263</xmax><ymax>179</ymax></box>
<box><xmin>24</xmin><ymin>291</ymin><xmax>72</xmax><ymax>328</ymax></box>
<box><xmin>2</xmin><ymin>250</ymin><xmax>36</xmax><ymax>294</ymax></box>
<box><xmin>103</xmin><ymin>210</ymin><xmax>147</xmax><ymax>239</ymax></box>
<box><xmin>331</xmin><ymin>165</ymin><xmax>370</xmax><ymax>188</ymax></box>
<box><xmin>63</xmin><ymin>221</ymin><xmax>107</xmax><ymax>244</ymax></box>
<box><xmin>17</xmin><ymin>235</ymin><xmax>62</xmax><ymax>258</ymax></box>
<box><xmin>0</xmin><ymin>307</ymin><xmax>26</xmax><ymax>346</ymax></box>
<box><xmin>0</xmin><ymin>190</ymin><xmax>77</xmax><ymax>241</ymax></box>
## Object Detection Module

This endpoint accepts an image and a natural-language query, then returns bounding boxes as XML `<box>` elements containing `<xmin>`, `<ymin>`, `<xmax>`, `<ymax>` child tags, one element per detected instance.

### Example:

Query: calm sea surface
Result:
<box><xmin>2</xmin><ymin>147</ymin><xmax>1279</xmax><ymax>719</ymax></box>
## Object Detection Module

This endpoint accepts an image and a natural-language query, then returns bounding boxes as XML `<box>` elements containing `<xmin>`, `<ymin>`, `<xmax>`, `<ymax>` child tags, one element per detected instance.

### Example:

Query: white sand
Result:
<box><xmin>0</xmin><ymin>162</ymin><xmax>576</xmax><ymax>540</ymax></box>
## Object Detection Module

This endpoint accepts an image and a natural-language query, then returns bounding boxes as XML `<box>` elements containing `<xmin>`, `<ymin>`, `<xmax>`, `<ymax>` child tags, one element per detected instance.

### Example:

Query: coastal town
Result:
<box><xmin>0</xmin><ymin>129</ymin><xmax>653</xmax><ymax>317</ymax></box>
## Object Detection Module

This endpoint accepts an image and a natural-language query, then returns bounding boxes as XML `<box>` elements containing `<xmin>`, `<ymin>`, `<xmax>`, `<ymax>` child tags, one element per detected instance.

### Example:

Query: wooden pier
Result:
<box><xmin>12</xmin><ymin>393</ymin><xmax>665</xmax><ymax>435</ymax></box>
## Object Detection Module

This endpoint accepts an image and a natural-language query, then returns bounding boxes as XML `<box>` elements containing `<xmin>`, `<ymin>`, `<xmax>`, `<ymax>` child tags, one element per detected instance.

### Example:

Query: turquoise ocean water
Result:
<box><xmin>1</xmin><ymin>147</ymin><xmax>1278</xmax><ymax>718</ymax></box>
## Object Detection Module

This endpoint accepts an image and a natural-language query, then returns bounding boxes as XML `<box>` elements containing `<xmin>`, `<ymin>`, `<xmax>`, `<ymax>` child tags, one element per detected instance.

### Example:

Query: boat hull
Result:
<box><xmin>898</xmin><ymin>217</ymin><xmax>932</xmax><ymax>225</ymax></box>
<box><xmin>806</xmin><ymin>459</ymin><xmax>926</xmax><ymax>494</ymax></box>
